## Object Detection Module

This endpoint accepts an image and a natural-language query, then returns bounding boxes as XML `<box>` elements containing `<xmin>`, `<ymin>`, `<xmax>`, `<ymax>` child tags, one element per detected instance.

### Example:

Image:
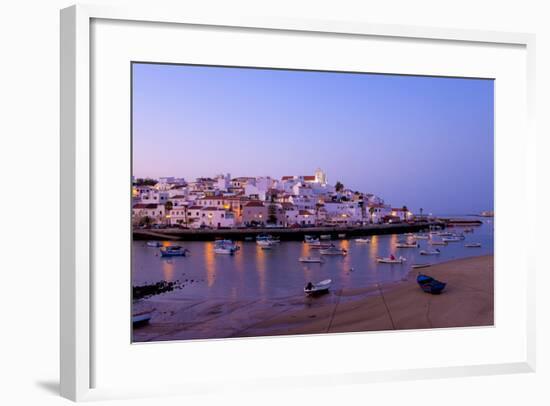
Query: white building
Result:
<box><xmin>216</xmin><ymin>173</ymin><xmax>231</xmax><ymax>191</ymax></box>
<box><xmin>324</xmin><ymin>201</ymin><xmax>363</xmax><ymax>223</ymax></box>
<box><xmin>169</xmin><ymin>195</ymin><xmax>188</xmax><ymax>207</ymax></box>
<box><xmin>291</xmin><ymin>183</ymin><xmax>314</xmax><ymax>197</ymax></box>
<box><xmin>132</xmin><ymin>203</ymin><xmax>165</xmax><ymax>225</ymax></box>
<box><xmin>134</xmin><ymin>187</ymin><xmax>169</xmax><ymax>205</ymax></box>
<box><xmin>285</xmin><ymin>209</ymin><xmax>317</xmax><ymax>226</ymax></box>
<box><xmin>168</xmin><ymin>206</ymin><xmax>189</xmax><ymax>226</ymax></box>
<box><xmin>367</xmin><ymin>203</ymin><xmax>391</xmax><ymax>224</ymax></box>
<box><xmin>391</xmin><ymin>207</ymin><xmax>413</xmax><ymax>222</ymax></box>
<box><xmin>189</xmin><ymin>207</ymin><xmax>235</xmax><ymax>229</ymax></box>
<box><xmin>186</xmin><ymin>205</ymin><xmax>204</xmax><ymax>227</ymax></box>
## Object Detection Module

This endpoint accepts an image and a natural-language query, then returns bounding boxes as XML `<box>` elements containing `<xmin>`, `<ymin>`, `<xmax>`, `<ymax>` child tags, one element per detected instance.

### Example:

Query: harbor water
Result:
<box><xmin>132</xmin><ymin>218</ymin><xmax>494</xmax><ymax>301</ymax></box>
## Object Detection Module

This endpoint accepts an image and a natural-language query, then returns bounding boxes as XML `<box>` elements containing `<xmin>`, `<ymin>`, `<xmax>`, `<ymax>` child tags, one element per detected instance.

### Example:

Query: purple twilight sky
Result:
<box><xmin>132</xmin><ymin>63</ymin><xmax>494</xmax><ymax>215</ymax></box>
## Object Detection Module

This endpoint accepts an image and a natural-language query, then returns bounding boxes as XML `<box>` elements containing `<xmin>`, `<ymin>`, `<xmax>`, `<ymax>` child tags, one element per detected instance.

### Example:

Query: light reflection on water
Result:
<box><xmin>132</xmin><ymin>221</ymin><xmax>493</xmax><ymax>301</ymax></box>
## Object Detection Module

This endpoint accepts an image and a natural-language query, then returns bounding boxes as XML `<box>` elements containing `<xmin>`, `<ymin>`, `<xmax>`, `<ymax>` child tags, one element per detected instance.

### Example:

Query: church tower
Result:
<box><xmin>314</xmin><ymin>168</ymin><xmax>327</xmax><ymax>184</ymax></box>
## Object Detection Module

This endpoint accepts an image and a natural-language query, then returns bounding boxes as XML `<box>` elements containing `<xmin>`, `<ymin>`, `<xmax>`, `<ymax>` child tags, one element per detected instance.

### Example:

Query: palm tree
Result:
<box><xmin>335</xmin><ymin>181</ymin><xmax>344</xmax><ymax>192</ymax></box>
<box><xmin>402</xmin><ymin>205</ymin><xmax>409</xmax><ymax>221</ymax></box>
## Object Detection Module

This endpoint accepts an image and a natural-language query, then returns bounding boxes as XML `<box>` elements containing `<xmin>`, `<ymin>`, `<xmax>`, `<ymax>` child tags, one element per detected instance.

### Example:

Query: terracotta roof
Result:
<box><xmin>299</xmin><ymin>210</ymin><xmax>314</xmax><ymax>215</ymax></box>
<box><xmin>133</xmin><ymin>203</ymin><xmax>158</xmax><ymax>209</ymax></box>
<box><xmin>392</xmin><ymin>208</ymin><xmax>408</xmax><ymax>212</ymax></box>
<box><xmin>281</xmin><ymin>202</ymin><xmax>295</xmax><ymax>210</ymax></box>
<box><xmin>187</xmin><ymin>205</ymin><xmax>203</xmax><ymax>210</ymax></box>
<box><xmin>171</xmin><ymin>195</ymin><xmax>187</xmax><ymax>199</ymax></box>
<box><xmin>303</xmin><ymin>176</ymin><xmax>316</xmax><ymax>181</ymax></box>
<box><xmin>245</xmin><ymin>201</ymin><xmax>265</xmax><ymax>207</ymax></box>
<box><xmin>202</xmin><ymin>207</ymin><xmax>225</xmax><ymax>211</ymax></box>
<box><xmin>232</xmin><ymin>177</ymin><xmax>255</xmax><ymax>181</ymax></box>
<box><xmin>281</xmin><ymin>176</ymin><xmax>295</xmax><ymax>180</ymax></box>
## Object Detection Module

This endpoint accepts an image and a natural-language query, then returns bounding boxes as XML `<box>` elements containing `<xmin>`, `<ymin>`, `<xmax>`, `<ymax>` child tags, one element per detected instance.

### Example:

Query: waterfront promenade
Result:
<box><xmin>133</xmin><ymin>221</ymin><xmax>443</xmax><ymax>241</ymax></box>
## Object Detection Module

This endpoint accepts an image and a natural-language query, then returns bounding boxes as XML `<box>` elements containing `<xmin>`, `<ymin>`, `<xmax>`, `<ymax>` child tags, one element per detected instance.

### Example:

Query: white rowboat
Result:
<box><xmin>304</xmin><ymin>279</ymin><xmax>332</xmax><ymax>295</ymax></box>
<box><xmin>319</xmin><ymin>246</ymin><xmax>347</xmax><ymax>256</ymax></box>
<box><xmin>377</xmin><ymin>256</ymin><xmax>406</xmax><ymax>264</ymax></box>
<box><xmin>429</xmin><ymin>240</ymin><xmax>448</xmax><ymax>246</ymax></box>
<box><xmin>396</xmin><ymin>242</ymin><xmax>419</xmax><ymax>248</ymax></box>
<box><xmin>299</xmin><ymin>256</ymin><xmax>324</xmax><ymax>263</ymax></box>
<box><xmin>420</xmin><ymin>249</ymin><xmax>441</xmax><ymax>255</ymax></box>
<box><xmin>355</xmin><ymin>238</ymin><xmax>371</xmax><ymax>243</ymax></box>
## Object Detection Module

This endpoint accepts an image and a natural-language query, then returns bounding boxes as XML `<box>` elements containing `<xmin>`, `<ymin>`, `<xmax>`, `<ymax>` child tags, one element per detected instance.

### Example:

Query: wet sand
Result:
<box><xmin>133</xmin><ymin>255</ymin><xmax>493</xmax><ymax>342</ymax></box>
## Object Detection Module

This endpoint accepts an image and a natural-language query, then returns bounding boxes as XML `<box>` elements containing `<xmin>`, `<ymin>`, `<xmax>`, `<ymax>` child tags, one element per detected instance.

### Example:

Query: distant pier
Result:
<box><xmin>133</xmin><ymin>221</ymin><xmax>444</xmax><ymax>242</ymax></box>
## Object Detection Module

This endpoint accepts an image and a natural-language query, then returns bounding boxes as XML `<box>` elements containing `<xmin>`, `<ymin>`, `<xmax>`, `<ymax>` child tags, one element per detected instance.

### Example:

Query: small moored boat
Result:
<box><xmin>256</xmin><ymin>234</ymin><xmax>280</xmax><ymax>244</ymax></box>
<box><xmin>355</xmin><ymin>237</ymin><xmax>371</xmax><ymax>244</ymax></box>
<box><xmin>160</xmin><ymin>246</ymin><xmax>189</xmax><ymax>257</ymax></box>
<box><xmin>377</xmin><ymin>255</ymin><xmax>406</xmax><ymax>264</ymax></box>
<box><xmin>304</xmin><ymin>279</ymin><xmax>332</xmax><ymax>295</ymax></box>
<box><xmin>420</xmin><ymin>248</ymin><xmax>441</xmax><ymax>256</ymax></box>
<box><xmin>146</xmin><ymin>241</ymin><xmax>162</xmax><ymax>247</ymax></box>
<box><xmin>319</xmin><ymin>234</ymin><xmax>331</xmax><ymax>240</ymax></box>
<box><xmin>464</xmin><ymin>242</ymin><xmax>482</xmax><ymax>248</ymax></box>
<box><xmin>214</xmin><ymin>240</ymin><xmax>239</xmax><ymax>255</ymax></box>
<box><xmin>429</xmin><ymin>240</ymin><xmax>447</xmax><ymax>246</ymax></box>
<box><xmin>396</xmin><ymin>242</ymin><xmax>419</xmax><ymax>248</ymax></box>
<box><xmin>411</xmin><ymin>264</ymin><xmax>431</xmax><ymax>269</ymax></box>
<box><xmin>442</xmin><ymin>237</ymin><xmax>461</xmax><ymax>242</ymax></box>
<box><xmin>417</xmin><ymin>274</ymin><xmax>446</xmax><ymax>294</ymax></box>
<box><xmin>257</xmin><ymin>240</ymin><xmax>275</xmax><ymax>249</ymax></box>
<box><xmin>132</xmin><ymin>310</ymin><xmax>153</xmax><ymax>326</ymax></box>
<box><xmin>299</xmin><ymin>256</ymin><xmax>324</xmax><ymax>263</ymax></box>
<box><xmin>308</xmin><ymin>241</ymin><xmax>333</xmax><ymax>249</ymax></box>
<box><xmin>214</xmin><ymin>245</ymin><xmax>238</xmax><ymax>255</ymax></box>
<box><xmin>413</xmin><ymin>234</ymin><xmax>430</xmax><ymax>240</ymax></box>
<box><xmin>304</xmin><ymin>235</ymin><xmax>319</xmax><ymax>244</ymax></box>
<box><xmin>319</xmin><ymin>245</ymin><xmax>347</xmax><ymax>256</ymax></box>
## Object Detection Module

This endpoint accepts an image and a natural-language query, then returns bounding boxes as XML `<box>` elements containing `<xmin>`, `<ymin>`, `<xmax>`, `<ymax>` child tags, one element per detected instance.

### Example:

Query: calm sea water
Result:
<box><xmin>132</xmin><ymin>218</ymin><xmax>494</xmax><ymax>301</ymax></box>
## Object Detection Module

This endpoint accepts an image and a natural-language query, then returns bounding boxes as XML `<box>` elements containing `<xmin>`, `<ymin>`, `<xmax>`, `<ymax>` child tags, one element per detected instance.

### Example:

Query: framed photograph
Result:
<box><xmin>60</xmin><ymin>4</ymin><xmax>536</xmax><ymax>402</ymax></box>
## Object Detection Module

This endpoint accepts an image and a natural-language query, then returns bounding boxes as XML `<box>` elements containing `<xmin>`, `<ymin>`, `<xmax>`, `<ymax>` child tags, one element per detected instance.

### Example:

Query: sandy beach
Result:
<box><xmin>133</xmin><ymin>255</ymin><xmax>493</xmax><ymax>342</ymax></box>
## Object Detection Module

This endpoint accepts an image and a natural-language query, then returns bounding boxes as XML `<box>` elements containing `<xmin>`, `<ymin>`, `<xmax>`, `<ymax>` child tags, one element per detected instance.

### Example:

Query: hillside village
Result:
<box><xmin>132</xmin><ymin>169</ymin><xmax>414</xmax><ymax>229</ymax></box>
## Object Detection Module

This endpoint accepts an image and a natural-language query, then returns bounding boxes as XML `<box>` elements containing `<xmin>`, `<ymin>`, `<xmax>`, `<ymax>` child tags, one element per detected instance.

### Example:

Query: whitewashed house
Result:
<box><xmin>391</xmin><ymin>207</ymin><xmax>413</xmax><ymax>222</ymax></box>
<box><xmin>189</xmin><ymin>207</ymin><xmax>235</xmax><ymax>229</ymax></box>
<box><xmin>168</xmin><ymin>206</ymin><xmax>189</xmax><ymax>226</ymax></box>
<box><xmin>169</xmin><ymin>195</ymin><xmax>189</xmax><ymax>208</ymax></box>
<box><xmin>285</xmin><ymin>209</ymin><xmax>317</xmax><ymax>226</ymax></box>
<box><xmin>216</xmin><ymin>173</ymin><xmax>231</xmax><ymax>191</ymax></box>
<box><xmin>132</xmin><ymin>203</ymin><xmax>165</xmax><ymax>225</ymax></box>
<box><xmin>367</xmin><ymin>203</ymin><xmax>392</xmax><ymax>224</ymax></box>
<box><xmin>324</xmin><ymin>201</ymin><xmax>363</xmax><ymax>225</ymax></box>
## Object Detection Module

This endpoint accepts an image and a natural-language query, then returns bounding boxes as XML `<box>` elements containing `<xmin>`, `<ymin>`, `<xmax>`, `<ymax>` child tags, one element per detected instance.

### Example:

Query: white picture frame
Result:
<box><xmin>60</xmin><ymin>4</ymin><xmax>536</xmax><ymax>402</ymax></box>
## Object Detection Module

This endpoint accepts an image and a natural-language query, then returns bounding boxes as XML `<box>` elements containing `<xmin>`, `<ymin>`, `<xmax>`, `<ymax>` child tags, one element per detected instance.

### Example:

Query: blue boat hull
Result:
<box><xmin>417</xmin><ymin>274</ymin><xmax>446</xmax><ymax>294</ymax></box>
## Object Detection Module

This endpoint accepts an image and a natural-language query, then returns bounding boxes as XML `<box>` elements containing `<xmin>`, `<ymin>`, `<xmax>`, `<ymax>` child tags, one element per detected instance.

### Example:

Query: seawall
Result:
<box><xmin>133</xmin><ymin>221</ymin><xmax>444</xmax><ymax>241</ymax></box>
